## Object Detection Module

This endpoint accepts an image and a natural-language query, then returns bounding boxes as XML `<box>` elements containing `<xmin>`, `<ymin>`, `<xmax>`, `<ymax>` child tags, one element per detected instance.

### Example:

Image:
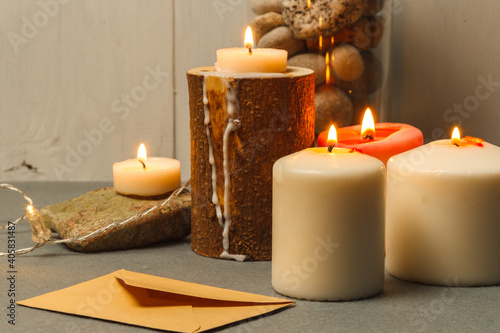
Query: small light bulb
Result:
<box><xmin>26</xmin><ymin>205</ymin><xmax>51</xmax><ymax>243</ymax></box>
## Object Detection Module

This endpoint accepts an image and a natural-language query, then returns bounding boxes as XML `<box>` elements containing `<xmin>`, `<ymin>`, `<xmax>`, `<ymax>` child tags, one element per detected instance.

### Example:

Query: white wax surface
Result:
<box><xmin>272</xmin><ymin>148</ymin><xmax>386</xmax><ymax>301</ymax></box>
<box><xmin>386</xmin><ymin>140</ymin><xmax>500</xmax><ymax>286</ymax></box>
<box><xmin>113</xmin><ymin>158</ymin><xmax>181</xmax><ymax>196</ymax></box>
<box><xmin>216</xmin><ymin>47</ymin><xmax>287</xmax><ymax>73</ymax></box>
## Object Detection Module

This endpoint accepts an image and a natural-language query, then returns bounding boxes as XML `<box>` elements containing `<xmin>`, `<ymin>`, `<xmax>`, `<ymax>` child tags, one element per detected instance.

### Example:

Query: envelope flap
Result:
<box><xmin>114</xmin><ymin>269</ymin><xmax>293</xmax><ymax>305</ymax></box>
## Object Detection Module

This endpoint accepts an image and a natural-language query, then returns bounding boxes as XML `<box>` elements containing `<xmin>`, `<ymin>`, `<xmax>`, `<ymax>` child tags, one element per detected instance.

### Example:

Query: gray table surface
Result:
<box><xmin>0</xmin><ymin>182</ymin><xmax>499</xmax><ymax>333</ymax></box>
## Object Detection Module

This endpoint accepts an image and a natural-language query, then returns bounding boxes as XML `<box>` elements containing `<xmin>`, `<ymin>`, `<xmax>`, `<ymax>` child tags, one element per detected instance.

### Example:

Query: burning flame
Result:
<box><xmin>452</xmin><ymin>127</ymin><xmax>460</xmax><ymax>139</ymax></box>
<box><xmin>138</xmin><ymin>143</ymin><xmax>147</xmax><ymax>161</ymax></box>
<box><xmin>244</xmin><ymin>26</ymin><xmax>254</xmax><ymax>50</ymax></box>
<box><xmin>450</xmin><ymin>127</ymin><xmax>484</xmax><ymax>147</ymax></box>
<box><xmin>319</xmin><ymin>35</ymin><xmax>323</xmax><ymax>50</ymax></box>
<box><xmin>327</xmin><ymin>124</ymin><xmax>337</xmax><ymax>146</ymax></box>
<box><xmin>361</xmin><ymin>108</ymin><xmax>375</xmax><ymax>140</ymax></box>
<box><xmin>137</xmin><ymin>143</ymin><xmax>147</xmax><ymax>169</ymax></box>
<box><xmin>451</xmin><ymin>127</ymin><xmax>460</xmax><ymax>145</ymax></box>
<box><xmin>307</xmin><ymin>0</ymin><xmax>311</xmax><ymax>9</ymax></box>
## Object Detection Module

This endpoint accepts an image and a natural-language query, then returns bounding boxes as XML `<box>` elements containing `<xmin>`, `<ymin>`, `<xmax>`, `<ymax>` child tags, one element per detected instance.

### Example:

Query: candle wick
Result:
<box><xmin>327</xmin><ymin>143</ymin><xmax>336</xmax><ymax>153</ymax></box>
<box><xmin>362</xmin><ymin>133</ymin><xmax>374</xmax><ymax>141</ymax></box>
<box><xmin>247</xmin><ymin>46</ymin><xmax>252</xmax><ymax>55</ymax></box>
<box><xmin>138</xmin><ymin>159</ymin><xmax>146</xmax><ymax>170</ymax></box>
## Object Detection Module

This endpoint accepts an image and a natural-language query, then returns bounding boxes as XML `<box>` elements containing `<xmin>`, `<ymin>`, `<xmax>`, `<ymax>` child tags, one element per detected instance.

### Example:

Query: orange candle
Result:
<box><xmin>317</xmin><ymin>109</ymin><xmax>424</xmax><ymax>164</ymax></box>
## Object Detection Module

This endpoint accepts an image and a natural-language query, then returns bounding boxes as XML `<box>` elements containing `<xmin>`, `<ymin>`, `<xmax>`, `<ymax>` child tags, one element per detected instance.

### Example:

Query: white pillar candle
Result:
<box><xmin>386</xmin><ymin>133</ymin><xmax>500</xmax><ymax>286</ymax></box>
<box><xmin>272</xmin><ymin>147</ymin><xmax>385</xmax><ymax>301</ymax></box>
<box><xmin>113</xmin><ymin>144</ymin><xmax>181</xmax><ymax>197</ymax></box>
<box><xmin>215</xmin><ymin>27</ymin><xmax>287</xmax><ymax>73</ymax></box>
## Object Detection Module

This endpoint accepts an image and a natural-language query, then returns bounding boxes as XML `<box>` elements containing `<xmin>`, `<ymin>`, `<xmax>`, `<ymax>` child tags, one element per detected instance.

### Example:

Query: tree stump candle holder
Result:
<box><xmin>187</xmin><ymin>66</ymin><xmax>315</xmax><ymax>261</ymax></box>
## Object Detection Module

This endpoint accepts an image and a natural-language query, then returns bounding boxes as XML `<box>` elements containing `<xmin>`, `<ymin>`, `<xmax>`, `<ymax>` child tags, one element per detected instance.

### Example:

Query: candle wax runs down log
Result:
<box><xmin>386</xmin><ymin>140</ymin><xmax>500</xmax><ymax>286</ymax></box>
<box><xmin>317</xmin><ymin>123</ymin><xmax>423</xmax><ymax>165</ymax></box>
<box><xmin>188</xmin><ymin>66</ymin><xmax>315</xmax><ymax>261</ymax></box>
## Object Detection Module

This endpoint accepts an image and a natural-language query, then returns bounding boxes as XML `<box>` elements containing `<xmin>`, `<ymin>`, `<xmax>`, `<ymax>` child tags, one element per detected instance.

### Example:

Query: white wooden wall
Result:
<box><xmin>390</xmin><ymin>0</ymin><xmax>500</xmax><ymax>144</ymax></box>
<box><xmin>2</xmin><ymin>0</ymin><xmax>499</xmax><ymax>182</ymax></box>
<box><xmin>0</xmin><ymin>0</ymin><xmax>253</xmax><ymax>181</ymax></box>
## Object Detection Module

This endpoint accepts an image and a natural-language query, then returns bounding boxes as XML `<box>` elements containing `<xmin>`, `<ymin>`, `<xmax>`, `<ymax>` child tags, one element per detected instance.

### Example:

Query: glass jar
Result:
<box><xmin>252</xmin><ymin>0</ymin><xmax>393</xmax><ymax>137</ymax></box>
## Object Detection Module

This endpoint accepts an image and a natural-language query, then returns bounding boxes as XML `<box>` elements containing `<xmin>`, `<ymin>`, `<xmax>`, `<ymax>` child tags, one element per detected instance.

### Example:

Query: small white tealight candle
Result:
<box><xmin>113</xmin><ymin>144</ymin><xmax>181</xmax><ymax>197</ymax></box>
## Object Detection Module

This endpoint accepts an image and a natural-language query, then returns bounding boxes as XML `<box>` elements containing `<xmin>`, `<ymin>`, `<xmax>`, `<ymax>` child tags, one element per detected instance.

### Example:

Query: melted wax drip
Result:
<box><xmin>203</xmin><ymin>75</ymin><xmax>246</xmax><ymax>262</ymax></box>
<box><xmin>203</xmin><ymin>77</ymin><xmax>224</xmax><ymax>227</ymax></box>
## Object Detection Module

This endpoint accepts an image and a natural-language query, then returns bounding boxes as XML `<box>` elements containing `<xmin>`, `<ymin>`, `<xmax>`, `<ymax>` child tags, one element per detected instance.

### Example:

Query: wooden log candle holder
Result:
<box><xmin>187</xmin><ymin>66</ymin><xmax>315</xmax><ymax>261</ymax></box>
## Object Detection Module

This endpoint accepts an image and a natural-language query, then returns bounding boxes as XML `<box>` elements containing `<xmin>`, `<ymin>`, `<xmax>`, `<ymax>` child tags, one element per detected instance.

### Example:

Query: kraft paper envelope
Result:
<box><xmin>18</xmin><ymin>269</ymin><xmax>294</xmax><ymax>332</ymax></box>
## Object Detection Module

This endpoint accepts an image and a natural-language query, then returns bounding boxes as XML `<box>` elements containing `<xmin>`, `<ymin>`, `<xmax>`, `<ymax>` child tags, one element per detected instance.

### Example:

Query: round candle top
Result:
<box><xmin>388</xmin><ymin>139</ymin><xmax>500</xmax><ymax>174</ymax></box>
<box><xmin>215</xmin><ymin>26</ymin><xmax>287</xmax><ymax>73</ymax></box>
<box><xmin>275</xmin><ymin>147</ymin><xmax>385</xmax><ymax>178</ymax></box>
<box><xmin>113</xmin><ymin>144</ymin><xmax>181</xmax><ymax>197</ymax></box>
<box><xmin>306</xmin><ymin>125</ymin><xmax>384</xmax><ymax>173</ymax></box>
<box><xmin>317</xmin><ymin>118</ymin><xmax>423</xmax><ymax>165</ymax></box>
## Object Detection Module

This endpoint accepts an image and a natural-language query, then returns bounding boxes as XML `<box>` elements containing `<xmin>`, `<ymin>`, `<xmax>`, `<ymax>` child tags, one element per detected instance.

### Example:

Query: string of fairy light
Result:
<box><xmin>0</xmin><ymin>181</ymin><xmax>191</xmax><ymax>256</ymax></box>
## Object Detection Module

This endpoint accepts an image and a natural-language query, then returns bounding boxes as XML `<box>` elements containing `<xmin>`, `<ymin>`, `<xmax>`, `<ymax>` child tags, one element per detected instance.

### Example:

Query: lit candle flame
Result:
<box><xmin>319</xmin><ymin>35</ymin><xmax>323</xmax><ymax>50</ymax></box>
<box><xmin>137</xmin><ymin>143</ymin><xmax>147</xmax><ymax>170</ymax></box>
<box><xmin>244</xmin><ymin>26</ymin><xmax>254</xmax><ymax>54</ymax></box>
<box><xmin>307</xmin><ymin>0</ymin><xmax>311</xmax><ymax>9</ymax></box>
<box><xmin>449</xmin><ymin>127</ymin><xmax>484</xmax><ymax>147</ymax></box>
<box><xmin>451</xmin><ymin>127</ymin><xmax>461</xmax><ymax>146</ymax></box>
<box><xmin>327</xmin><ymin>124</ymin><xmax>337</xmax><ymax>152</ymax></box>
<box><xmin>361</xmin><ymin>108</ymin><xmax>375</xmax><ymax>140</ymax></box>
